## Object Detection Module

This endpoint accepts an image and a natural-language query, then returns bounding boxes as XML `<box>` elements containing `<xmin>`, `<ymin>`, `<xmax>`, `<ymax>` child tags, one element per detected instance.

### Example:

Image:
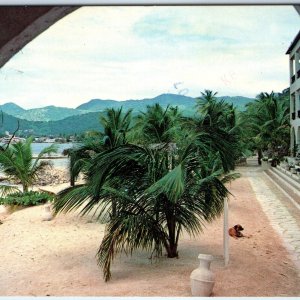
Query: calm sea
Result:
<box><xmin>32</xmin><ymin>142</ymin><xmax>74</xmax><ymax>168</ymax></box>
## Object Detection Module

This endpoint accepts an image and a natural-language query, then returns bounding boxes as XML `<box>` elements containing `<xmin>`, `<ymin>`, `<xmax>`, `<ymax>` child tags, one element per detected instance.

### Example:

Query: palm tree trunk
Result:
<box><xmin>257</xmin><ymin>148</ymin><xmax>262</xmax><ymax>165</ymax></box>
<box><xmin>111</xmin><ymin>198</ymin><xmax>116</xmax><ymax>218</ymax></box>
<box><xmin>165</xmin><ymin>240</ymin><xmax>178</xmax><ymax>258</ymax></box>
<box><xmin>165</xmin><ymin>215</ymin><xmax>178</xmax><ymax>258</ymax></box>
<box><xmin>23</xmin><ymin>184</ymin><xmax>28</xmax><ymax>193</ymax></box>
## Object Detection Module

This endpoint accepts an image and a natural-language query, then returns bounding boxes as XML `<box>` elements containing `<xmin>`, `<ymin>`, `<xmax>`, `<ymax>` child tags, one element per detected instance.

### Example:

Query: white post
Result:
<box><xmin>223</xmin><ymin>198</ymin><xmax>229</xmax><ymax>266</ymax></box>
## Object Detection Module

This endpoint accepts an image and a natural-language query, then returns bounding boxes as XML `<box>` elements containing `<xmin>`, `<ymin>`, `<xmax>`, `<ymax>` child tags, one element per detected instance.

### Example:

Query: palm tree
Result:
<box><xmin>241</xmin><ymin>91</ymin><xmax>290</xmax><ymax>163</ymax></box>
<box><xmin>54</xmin><ymin>134</ymin><xmax>237</xmax><ymax>281</ymax></box>
<box><xmin>184</xmin><ymin>92</ymin><xmax>243</xmax><ymax>172</ymax></box>
<box><xmin>66</xmin><ymin>107</ymin><xmax>133</xmax><ymax>217</ymax></box>
<box><xmin>68</xmin><ymin>107</ymin><xmax>133</xmax><ymax>186</ymax></box>
<box><xmin>132</xmin><ymin>104</ymin><xmax>182</xmax><ymax>145</ymax></box>
<box><xmin>100</xmin><ymin>107</ymin><xmax>132</xmax><ymax>148</ymax></box>
<box><xmin>0</xmin><ymin>137</ymin><xmax>57</xmax><ymax>193</ymax></box>
<box><xmin>196</xmin><ymin>90</ymin><xmax>218</xmax><ymax>113</ymax></box>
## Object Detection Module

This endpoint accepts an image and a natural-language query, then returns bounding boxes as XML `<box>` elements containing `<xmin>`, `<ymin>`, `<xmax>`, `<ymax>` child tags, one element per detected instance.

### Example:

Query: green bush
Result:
<box><xmin>0</xmin><ymin>191</ymin><xmax>55</xmax><ymax>207</ymax></box>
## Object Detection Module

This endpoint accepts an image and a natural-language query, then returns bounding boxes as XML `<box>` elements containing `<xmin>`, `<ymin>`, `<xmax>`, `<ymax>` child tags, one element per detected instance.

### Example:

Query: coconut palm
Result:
<box><xmin>196</xmin><ymin>89</ymin><xmax>218</xmax><ymax>113</ymax></box>
<box><xmin>68</xmin><ymin>107</ymin><xmax>133</xmax><ymax>186</ymax></box>
<box><xmin>241</xmin><ymin>91</ymin><xmax>290</xmax><ymax>162</ymax></box>
<box><xmin>66</xmin><ymin>107</ymin><xmax>133</xmax><ymax>217</ymax></box>
<box><xmin>184</xmin><ymin>92</ymin><xmax>243</xmax><ymax>172</ymax></box>
<box><xmin>0</xmin><ymin>137</ymin><xmax>57</xmax><ymax>194</ymax></box>
<box><xmin>132</xmin><ymin>104</ymin><xmax>182</xmax><ymax>145</ymax></box>
<box><xmin>54</xmin><ymin>132</ymin><xmax>238</xmax><ymax>281</ymax></box>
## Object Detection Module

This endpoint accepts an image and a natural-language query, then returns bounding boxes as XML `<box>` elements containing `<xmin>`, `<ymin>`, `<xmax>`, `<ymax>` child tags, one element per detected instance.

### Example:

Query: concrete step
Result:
<box><xmin>265</xmin><ymin>167</ymin><xmax>300</xmax><ymax>210</ymax></box>
<box><xmin>271</xmin><ymin>166</ymin><xmax>300</xmax><ymax>194</ymax></box>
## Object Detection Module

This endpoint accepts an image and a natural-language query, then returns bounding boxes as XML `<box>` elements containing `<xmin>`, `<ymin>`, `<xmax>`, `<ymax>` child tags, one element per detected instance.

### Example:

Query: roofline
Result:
<box><xmin>286</xmin><ymin>30</ymin><xmax>300</xmax><ymax>55</ymax></box>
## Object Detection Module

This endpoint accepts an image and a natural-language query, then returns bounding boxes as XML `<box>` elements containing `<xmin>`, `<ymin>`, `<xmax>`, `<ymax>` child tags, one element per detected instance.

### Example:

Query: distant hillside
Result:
<box><xmin>76</xmin><ymin>94</ymin><xmax>197</xmax><ymax>111</ymax></box>
<box><xmin>0</xmin><ymin>93</ymin><xmax>255</xmax><ymax>123</ymax></box>
<box><xmin>0</xmin><ymin>112</ymin><xmax>103</xmax><ymax>136</ymax></box>
<box><xmin>77</xmin><ymin>93</ymin><xmax>255</xmax><ymax>114</ymax></box>
<box><xmin>220</xmin><ymin>96</ymin><xmax>256</xmax><ymax>110</ymax></box>
<box><xmin>0</xmin><ymin>102</ymin><xmax>25</xmax><ymax>115</ymax></box>
<box><xmin>13</xmin><ymin>106</ymin><xmax>86</xmax><ymax>122</ymax></box>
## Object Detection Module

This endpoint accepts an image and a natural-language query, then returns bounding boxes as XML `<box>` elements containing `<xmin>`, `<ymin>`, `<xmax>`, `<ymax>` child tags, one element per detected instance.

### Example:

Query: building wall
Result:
<box><xmin>289</xmin><ymin>37</ymin><xmax>300</xmax><ymax>153</ymax></box>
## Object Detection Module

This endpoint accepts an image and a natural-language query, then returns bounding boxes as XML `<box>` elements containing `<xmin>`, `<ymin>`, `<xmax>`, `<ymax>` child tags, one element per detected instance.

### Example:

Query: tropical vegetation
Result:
<box><xmin>54</xmin><ymin>94</ymin><xmax>241</xmax><ymax>281</ymax></box>
<box><xmin>240</xmin><ymin>90</ymin><xmax>290</xmax><ymax>164</ymax></box>
<box><xmin>0</xmin><ymin>89</ymin><xmax>291</xmax><ymax>279</ymax></box>
<box><xmin>0</xmin><ymin>136</ymin><xmax>58</xmax><ymax>195</ymax></box>
<box><xmin>0</xmin><ymin>190</ymin><xmax>54</xmax><ymax>206</ymax></box>
<box><xmin>0</xmin><ymin>94</ymin><xmax>255</xmax><ymax>137</ymax></box>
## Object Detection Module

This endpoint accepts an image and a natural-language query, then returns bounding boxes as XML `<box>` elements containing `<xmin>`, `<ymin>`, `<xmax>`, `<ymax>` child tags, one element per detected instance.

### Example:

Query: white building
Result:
<box><xmin>287</xmin><ymin>30</ymin><xmax>300</xmax><ymax>153</ymax></box>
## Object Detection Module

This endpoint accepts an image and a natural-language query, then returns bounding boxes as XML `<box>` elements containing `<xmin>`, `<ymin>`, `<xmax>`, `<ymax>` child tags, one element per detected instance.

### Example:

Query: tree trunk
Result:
<box><xmin>165</xmin><ymin>242</ymin><xmax>178</xmax><ymax>258</ymax></box>
<box><xmin>257</xmin><ymin>149</ymin><xmax>262</xmax><ymax>165</ymax></box>
<box><xmin>23</xmin><ymin>184</ymin><xmax>28</xmax><ymax>193</ymax></box>
<box><xmin>165</xmin><ymin>216</ymin><xmax>178</xmax><ymax>258</ymax></box>
<box><xmin>111</xmin><ymin>198</ymin><xmax>116</xmax><ymax>218</ymax></box>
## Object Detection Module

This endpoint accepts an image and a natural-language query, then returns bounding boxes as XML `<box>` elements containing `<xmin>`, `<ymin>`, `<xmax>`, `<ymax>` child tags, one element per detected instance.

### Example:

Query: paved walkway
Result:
<box><xmin>241</xmin><ymin>159</ymin><xmax>300</xmax><ymax>272</ymax></box>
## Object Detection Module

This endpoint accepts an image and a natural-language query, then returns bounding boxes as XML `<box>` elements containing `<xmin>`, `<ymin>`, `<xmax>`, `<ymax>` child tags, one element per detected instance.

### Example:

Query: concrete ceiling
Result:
<box><xmin>0</xmin><ymin>6</ymin><xmax>79</xmax><ymax>68</ymax></box>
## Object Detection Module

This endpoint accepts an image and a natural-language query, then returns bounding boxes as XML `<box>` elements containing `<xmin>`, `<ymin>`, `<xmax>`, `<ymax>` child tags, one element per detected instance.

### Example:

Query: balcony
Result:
<box><xmin>292</xmin><ymin>112</ymin><xmax>296</xmax><ymax>120</ymax></box>
<box><xmin>292</xmin><ymin>75</ymin><xmax>296</xmax><ymax>84</ymax></box>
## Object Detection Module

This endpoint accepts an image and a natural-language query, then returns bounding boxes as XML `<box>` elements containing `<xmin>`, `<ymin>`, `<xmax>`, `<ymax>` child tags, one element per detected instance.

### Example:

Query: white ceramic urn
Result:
<box><xmin>42</xmin><ymin>205</ymin><xmax>53</xmax><ymax>221</ymax></box>
<box><xmin>190</xmin><ymin>253</ymin><xmax>215</xmax><ymax>297</ymax></box>
<box><xmin>0</xmin><ymin>205</ymin><xmax>8</xmax><ymax>214</ymax></box>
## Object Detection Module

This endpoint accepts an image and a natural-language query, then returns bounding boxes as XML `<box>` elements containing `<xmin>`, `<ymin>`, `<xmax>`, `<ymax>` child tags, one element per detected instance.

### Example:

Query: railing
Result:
<box><xmin>292</xmin><ymin>112</ymin><xmax>296</xmax><ymax>120</ymax></box>
<box><xmin>292</xmin><ymin>75</ymin><xmax>296</xmax><ymax>84</ymax></box>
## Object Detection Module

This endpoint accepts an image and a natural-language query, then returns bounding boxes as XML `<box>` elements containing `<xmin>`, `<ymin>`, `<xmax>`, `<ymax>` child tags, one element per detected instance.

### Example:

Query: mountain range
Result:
<box><xmin>0</xmin><ymin>93</ymin><xmax>255</xmax><ymax>122</ymax></box>
<box><xmin>0</xmin><ymin>93</ymin><xmax>255</xmax><ymax>136</ymax></box>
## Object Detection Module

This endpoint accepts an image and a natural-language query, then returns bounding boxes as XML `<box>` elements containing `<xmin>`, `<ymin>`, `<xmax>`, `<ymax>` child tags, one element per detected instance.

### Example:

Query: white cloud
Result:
<box><xmin>0</xmin><ymin>5</ymin><xmax>298</xmax><ymax>109</ymax></box>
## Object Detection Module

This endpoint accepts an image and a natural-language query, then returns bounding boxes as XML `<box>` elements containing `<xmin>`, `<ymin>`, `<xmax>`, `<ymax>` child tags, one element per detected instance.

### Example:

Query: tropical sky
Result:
<box><xmin>0</xmin><ymin>6</ymin><xmax>299</xmax><ymax>109</ymax></box>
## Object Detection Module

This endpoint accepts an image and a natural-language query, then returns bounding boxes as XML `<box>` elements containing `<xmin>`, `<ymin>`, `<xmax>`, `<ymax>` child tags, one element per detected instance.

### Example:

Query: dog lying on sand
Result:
<box><xmin>228</xmin><ymin>224</ymin><xmax>251</xmax><ymax>239</ymax></box>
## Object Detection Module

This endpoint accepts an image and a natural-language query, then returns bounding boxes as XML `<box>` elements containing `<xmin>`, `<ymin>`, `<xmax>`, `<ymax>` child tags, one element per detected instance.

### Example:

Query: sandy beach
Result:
<box><xmin>0</xmin><ymin>166</ymin><xmax>299</xmax><ymax>296</ymax></box>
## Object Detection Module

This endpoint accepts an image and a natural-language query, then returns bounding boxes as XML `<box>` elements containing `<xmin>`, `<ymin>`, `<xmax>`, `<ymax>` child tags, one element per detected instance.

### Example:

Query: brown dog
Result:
<box><xmin>228</xmin><ymin>224</ymin><xmax>245</xmax><ymax>239</ymax></box>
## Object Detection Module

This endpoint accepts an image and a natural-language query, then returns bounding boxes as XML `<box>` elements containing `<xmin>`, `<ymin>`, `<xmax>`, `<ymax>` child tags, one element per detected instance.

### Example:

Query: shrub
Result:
<box><xmin>0</xmin><ymin>191</ymin><xmax>55</xmax><ymax>207</ymax></box>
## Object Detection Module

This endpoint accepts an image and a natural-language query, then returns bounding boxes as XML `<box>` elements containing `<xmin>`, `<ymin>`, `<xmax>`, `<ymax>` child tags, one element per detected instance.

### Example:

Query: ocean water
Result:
<box><xmin>32</xmin><ymin>143</ymin><xmax>73</xmax><ymax>168</ymax></box>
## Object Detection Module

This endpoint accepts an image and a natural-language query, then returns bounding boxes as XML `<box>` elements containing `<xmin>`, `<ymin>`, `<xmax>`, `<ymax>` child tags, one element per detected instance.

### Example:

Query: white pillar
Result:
<box><xmin>223</xmin><ymin>199</ymin><xmax>229</xmax><ymax>266</ymax></box>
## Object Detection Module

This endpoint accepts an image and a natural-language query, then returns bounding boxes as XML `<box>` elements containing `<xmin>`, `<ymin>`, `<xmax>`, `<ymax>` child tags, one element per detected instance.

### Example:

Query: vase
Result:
<box><xmin>190</xmin><ymin>254</ymin><xmax>215</xmax><ymax>297</ymax></box>
<box><xmin>0</xmin><ymin>205</ymin><xmax>8</xmax><ymax>214</ymax></box>
<box><xmin>42</xmin><ymin>205</ymin><xmax>53</xmax><ymax>221</ymax></box>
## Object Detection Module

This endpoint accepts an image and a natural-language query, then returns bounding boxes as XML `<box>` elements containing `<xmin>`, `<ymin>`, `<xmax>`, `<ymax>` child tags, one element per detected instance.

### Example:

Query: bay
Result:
<box><xmin>32</xmin><ymin>142</ymin><xmax>74</xmax><ymax>168</ymax></box>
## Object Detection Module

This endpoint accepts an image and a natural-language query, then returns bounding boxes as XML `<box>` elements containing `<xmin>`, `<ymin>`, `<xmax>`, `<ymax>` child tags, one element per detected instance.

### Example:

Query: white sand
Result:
<box><xmin>0</xmin><ymin>172</ymin><xmax>299</xmax><ymax>296</ymax></box>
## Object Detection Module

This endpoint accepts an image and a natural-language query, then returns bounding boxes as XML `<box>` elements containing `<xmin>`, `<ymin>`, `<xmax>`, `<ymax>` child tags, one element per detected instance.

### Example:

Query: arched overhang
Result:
<box><xmin>0</xmin><ymin>6</ymin><xmax>79</xmax><ymax>68</ymax></box>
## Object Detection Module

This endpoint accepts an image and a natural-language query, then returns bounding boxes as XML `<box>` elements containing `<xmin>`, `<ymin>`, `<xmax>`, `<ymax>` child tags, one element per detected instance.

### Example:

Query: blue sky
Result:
<box><xmin>0</xmin><ymin>6</ymin><xmax>299</xmax><ymax>109</ymax></box>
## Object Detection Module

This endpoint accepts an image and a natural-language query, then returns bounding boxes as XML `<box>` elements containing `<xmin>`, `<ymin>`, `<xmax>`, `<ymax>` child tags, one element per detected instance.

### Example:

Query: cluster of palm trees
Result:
<box><xmin>240</xmin><ymin>91</ymin><xmax>290</xmax><ymax>164</ymax></box>
<box><xmin>0</xmin><ymin>89</ymin><xmax>290</xmax><ymax>281</ymax></box>
<box><xmin>54</xmin><ymin>91</ymin><xmax>243</xmax><ymax>281</ymax></box>
<box><xmin>54</xmin><ymin>90</ymin><xmax>290</xmax><ymax>281</ymax></box>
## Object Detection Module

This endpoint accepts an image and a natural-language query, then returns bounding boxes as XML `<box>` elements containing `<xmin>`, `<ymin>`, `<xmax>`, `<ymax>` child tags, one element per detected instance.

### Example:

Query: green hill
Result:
<box><xmin>0</xmin><ymin>112</ymin><xmax>102</xmax><ymax>136</ymax></box>
<box><xmin>0</xmin><ymin>93</ymin><xmax>255</xmax><ymax>123</ymax></box>
<box><xmin>14</xmin><ymin>106</ymin><xmax>87</xmax><ymax>121</ymax></box>
<box><xmin>0</xmin><ymin>102</ymin><xmax>25</xmax><ymax>115</ymax></box>
<box><xmin>0</xmin><ymin>93</ymin><xmax>256</xmax><ymax>136</ymax></box>
<box><xmin>77</xmin><ymin>93</ymin><xmax>255</xmax><ymax>114</ymax></box>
